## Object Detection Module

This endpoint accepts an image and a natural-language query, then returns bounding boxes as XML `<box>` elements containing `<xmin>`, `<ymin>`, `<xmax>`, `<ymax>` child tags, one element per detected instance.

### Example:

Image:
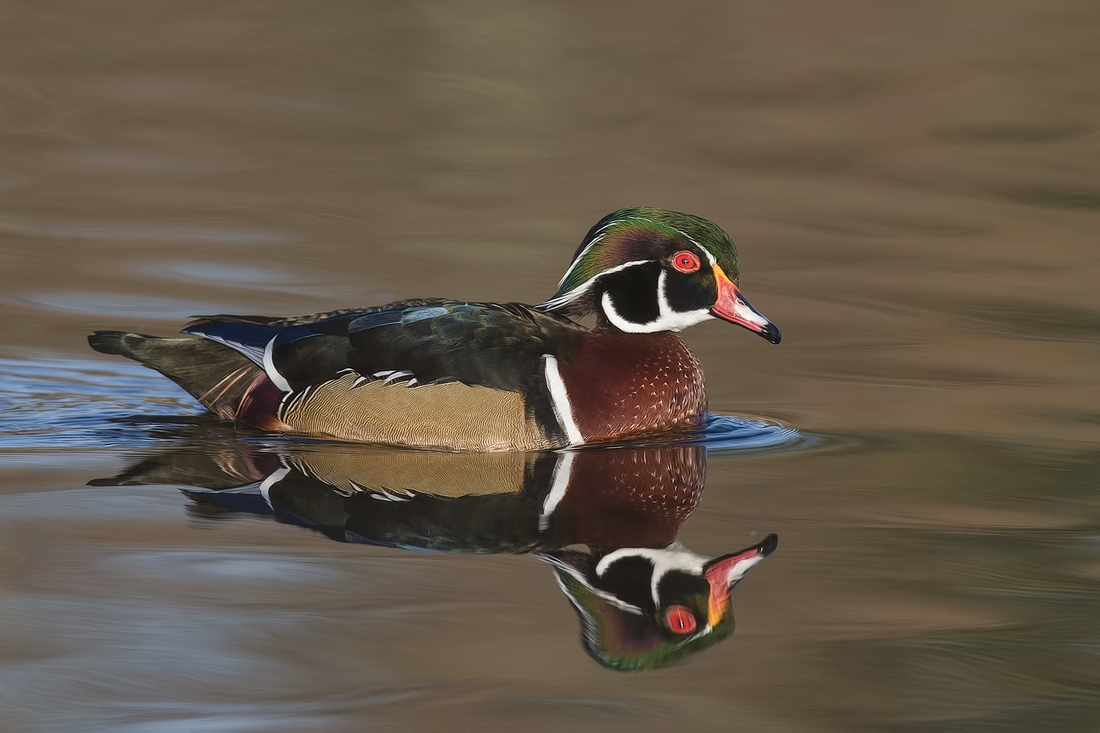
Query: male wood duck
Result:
<box><xmin>89</xmin><ymin>207</ymin><xmax>780</xmax><ymax>451</ymax></box>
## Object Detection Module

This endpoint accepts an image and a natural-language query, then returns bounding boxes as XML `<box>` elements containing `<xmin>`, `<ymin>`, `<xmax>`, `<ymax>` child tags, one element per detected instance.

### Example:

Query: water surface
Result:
<box><xmin>2</xmin><ymin>1</ymin><xmax>1100</xmax><ymax>731</ymax></box>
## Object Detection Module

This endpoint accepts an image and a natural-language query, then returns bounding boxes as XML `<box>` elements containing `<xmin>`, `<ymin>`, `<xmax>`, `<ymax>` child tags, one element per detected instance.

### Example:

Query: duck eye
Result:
<box><xmin>671</xmin><ymin>251</ymin><xmax>700</xmax><ymax>274</ymax></box>
<box><xmin>664</xmin><ymin>604</ymin><xmax>697</xmax><ymax>634</ymax></box>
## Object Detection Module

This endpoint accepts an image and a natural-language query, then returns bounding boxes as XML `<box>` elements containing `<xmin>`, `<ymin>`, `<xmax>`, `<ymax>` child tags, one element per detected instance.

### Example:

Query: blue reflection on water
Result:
<box><xmin>0</xmin><ymin>356</ymin><xmax>200</xmax><ymax>451</ymax></box>
<box><xmin>695</xmin><ymin>413</ymin><xmax>811</xmax><ymax>454</ymax></box>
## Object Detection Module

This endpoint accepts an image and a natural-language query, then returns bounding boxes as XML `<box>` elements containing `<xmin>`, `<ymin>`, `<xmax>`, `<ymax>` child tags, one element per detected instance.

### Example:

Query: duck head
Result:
<box><xmin>539</xmin><ymin>533</ymin><xmax>778</xmax><ymax>671</ymax></box>
<box><xmin>541</xmin><ymin>207</ymin><xmax>781</xmax><ymax>342</ymax></box>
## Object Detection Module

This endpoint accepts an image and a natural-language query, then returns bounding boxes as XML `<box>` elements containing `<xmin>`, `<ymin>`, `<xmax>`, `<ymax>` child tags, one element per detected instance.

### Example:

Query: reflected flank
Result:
<box><xmin>92</xmin><ymin>442</ymin><xmax>776</xmax><ymax>671</ymax></box>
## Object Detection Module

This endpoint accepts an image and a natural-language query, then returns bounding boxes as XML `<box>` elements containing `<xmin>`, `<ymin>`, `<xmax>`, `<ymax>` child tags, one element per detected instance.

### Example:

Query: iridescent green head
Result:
<box><xmin>541</xmin><ymin>208</ymin><xmax>779</xmax><ymax>342</ymax></box>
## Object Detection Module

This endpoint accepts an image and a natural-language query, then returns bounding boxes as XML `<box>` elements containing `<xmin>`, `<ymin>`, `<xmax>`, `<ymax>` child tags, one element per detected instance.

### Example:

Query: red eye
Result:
<box><xmin>664</xmin><ymin>604</ymin><xmax>697</xmax><ymax>634</ymax></box>
<box><xmin>672</xmin><ymin>251</ymin><xmax>700</xmax><ymax>274</ymax></box>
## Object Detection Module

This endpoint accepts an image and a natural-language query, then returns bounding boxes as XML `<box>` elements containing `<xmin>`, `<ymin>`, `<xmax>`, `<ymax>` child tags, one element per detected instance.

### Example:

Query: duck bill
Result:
<box><xmin>710</xmin><ymin>266</ymin><xmax>781</xmax><ymax>344</ymax></box>
<box><xmin>704</xmin><ymin>533</ymin><xmax>778</xmax><ymax>627</ymax></box>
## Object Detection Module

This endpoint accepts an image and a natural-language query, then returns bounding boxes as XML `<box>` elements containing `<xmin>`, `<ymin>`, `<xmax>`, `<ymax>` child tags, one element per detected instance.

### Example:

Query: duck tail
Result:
<box><xmin>88</xmin><ymin>331</ymin><xmax>268</xmax><ymax>422</ymax></box>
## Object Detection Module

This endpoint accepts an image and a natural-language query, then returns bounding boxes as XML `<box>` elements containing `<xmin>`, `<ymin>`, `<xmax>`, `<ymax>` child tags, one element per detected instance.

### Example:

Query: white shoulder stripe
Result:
<box><xmin>262</xmin><ymin>336</ymin><xmax>292</xmax><ymax>392</ymax></box>
<box><xmin>542</xmin><ymin>355</ymin><xmax>584</xmax><ymax>446</ymax></box>
<box><xmin>539</xmin><ymin>450</ymin><xmax>576</xmax><ymax>531</ymax></box>
<box><xmin>258</xmin><ymin>465</ymin><xmax>290</xmax><ymax>510</ymax></box>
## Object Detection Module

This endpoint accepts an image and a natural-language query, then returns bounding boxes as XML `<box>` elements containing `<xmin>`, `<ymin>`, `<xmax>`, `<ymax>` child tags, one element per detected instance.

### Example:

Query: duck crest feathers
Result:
<box><xmin>541</xmin><ymin>207</ymin><xmax>740</xmax><ymax>318</ymax></box>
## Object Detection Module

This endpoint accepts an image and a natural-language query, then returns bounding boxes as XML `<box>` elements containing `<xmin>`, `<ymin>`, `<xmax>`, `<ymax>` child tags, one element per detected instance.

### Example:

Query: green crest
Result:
<box><xmin>543</xmin><ymin>207</ymin><xmax>741</xmax><ymax>315</ymax></box>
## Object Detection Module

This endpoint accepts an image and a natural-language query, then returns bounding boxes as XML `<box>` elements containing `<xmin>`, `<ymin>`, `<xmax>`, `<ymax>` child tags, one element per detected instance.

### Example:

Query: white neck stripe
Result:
<box><xmin>601</xmin><ymin>289</ymin><xmax>714</xmax><ymax>333</ymax></box>
<box><xmin>542</xmin><ymin>355</ymin><xmax>584</xmax><ymax>445</ymax></box>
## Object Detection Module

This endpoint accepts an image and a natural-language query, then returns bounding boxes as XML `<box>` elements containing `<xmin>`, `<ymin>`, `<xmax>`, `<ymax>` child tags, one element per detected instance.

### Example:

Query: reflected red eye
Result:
<box><xmin>664</xmin><ymin>604</ymin><xmax>697</xmax><ymax>634</ymax></box>
<box><xmin>672</xmin><ymin>251</ymin><xmax>700</xmax><ymax>274</ymax></box>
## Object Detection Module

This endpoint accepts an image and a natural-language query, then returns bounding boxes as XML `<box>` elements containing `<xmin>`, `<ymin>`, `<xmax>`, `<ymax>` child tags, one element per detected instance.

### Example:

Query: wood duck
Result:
<box><xmin>89</xmin><ymin>207</ymin><xmax>780</xmax><ymax>451</ymax></box>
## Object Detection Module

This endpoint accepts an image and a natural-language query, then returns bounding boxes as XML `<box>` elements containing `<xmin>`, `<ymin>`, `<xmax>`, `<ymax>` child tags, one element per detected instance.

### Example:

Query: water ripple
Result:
<box><xmin>0</xmin><ymin>356</ymin><xmax>200</xmax><ymax>451</ymax></box>
<box><xmin>696</xmin><ymin>413</ymin><xmax>817</xmax><ymax>454</ymax></box>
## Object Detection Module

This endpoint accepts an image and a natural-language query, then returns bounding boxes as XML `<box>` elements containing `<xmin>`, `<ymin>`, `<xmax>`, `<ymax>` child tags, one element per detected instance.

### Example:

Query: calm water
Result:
<box><xmin>2</xmin><ymin>1</ymin><xmax>1100</xmax><ymax>731</ymax></box>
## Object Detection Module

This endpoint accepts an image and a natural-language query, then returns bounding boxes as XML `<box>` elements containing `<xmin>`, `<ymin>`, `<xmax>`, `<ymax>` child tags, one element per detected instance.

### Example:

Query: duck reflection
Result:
<box><xmin>94</xmin><ymin>444</ymin><xmax>776</xmax><ymax>671</ymax></box>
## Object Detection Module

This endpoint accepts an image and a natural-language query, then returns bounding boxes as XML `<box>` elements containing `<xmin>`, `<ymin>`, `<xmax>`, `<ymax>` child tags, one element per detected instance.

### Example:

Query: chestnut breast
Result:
<box><xmin>557</xmin><ymin>332</ymin><xmax>707</xmax><ymax>443</ymax></box>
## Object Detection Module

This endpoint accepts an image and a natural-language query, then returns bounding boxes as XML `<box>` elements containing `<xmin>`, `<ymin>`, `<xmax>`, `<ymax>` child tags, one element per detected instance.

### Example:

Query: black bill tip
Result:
<box><xmin>757</xmin><ymin>533</ymin><xmax>779</xmax><ymax>556</ymax></box>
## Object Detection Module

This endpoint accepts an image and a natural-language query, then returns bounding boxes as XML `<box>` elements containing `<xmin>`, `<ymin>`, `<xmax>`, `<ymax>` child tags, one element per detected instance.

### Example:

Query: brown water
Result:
<box><xmin>2</xmin><ymin>1</ymin><xmax>1100</xmax><ymax>730</ymax></box>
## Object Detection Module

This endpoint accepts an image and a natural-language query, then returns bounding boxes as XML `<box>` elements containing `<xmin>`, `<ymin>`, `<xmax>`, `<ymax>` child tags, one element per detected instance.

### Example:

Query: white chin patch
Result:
<box><xmin>600</xmin><ymin>273</ymin><xmax>715</xmax><ymax>333</ymax></box>
<box><xmin>596</xmin><ymin>545</ymin><xmax>710</xmax><ymax>609</ymax></box>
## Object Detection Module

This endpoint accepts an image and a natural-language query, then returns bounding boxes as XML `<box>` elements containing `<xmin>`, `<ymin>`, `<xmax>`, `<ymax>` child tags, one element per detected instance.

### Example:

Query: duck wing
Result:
<box><xmin>340</xmin><ymin>301</ymin><xmax>582</xmax><ymax>391</ymax></box>
<box><xmin>184</xmin><ymin>300</ymin><xmax>582</xmax><ymax>393</ymax></box>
